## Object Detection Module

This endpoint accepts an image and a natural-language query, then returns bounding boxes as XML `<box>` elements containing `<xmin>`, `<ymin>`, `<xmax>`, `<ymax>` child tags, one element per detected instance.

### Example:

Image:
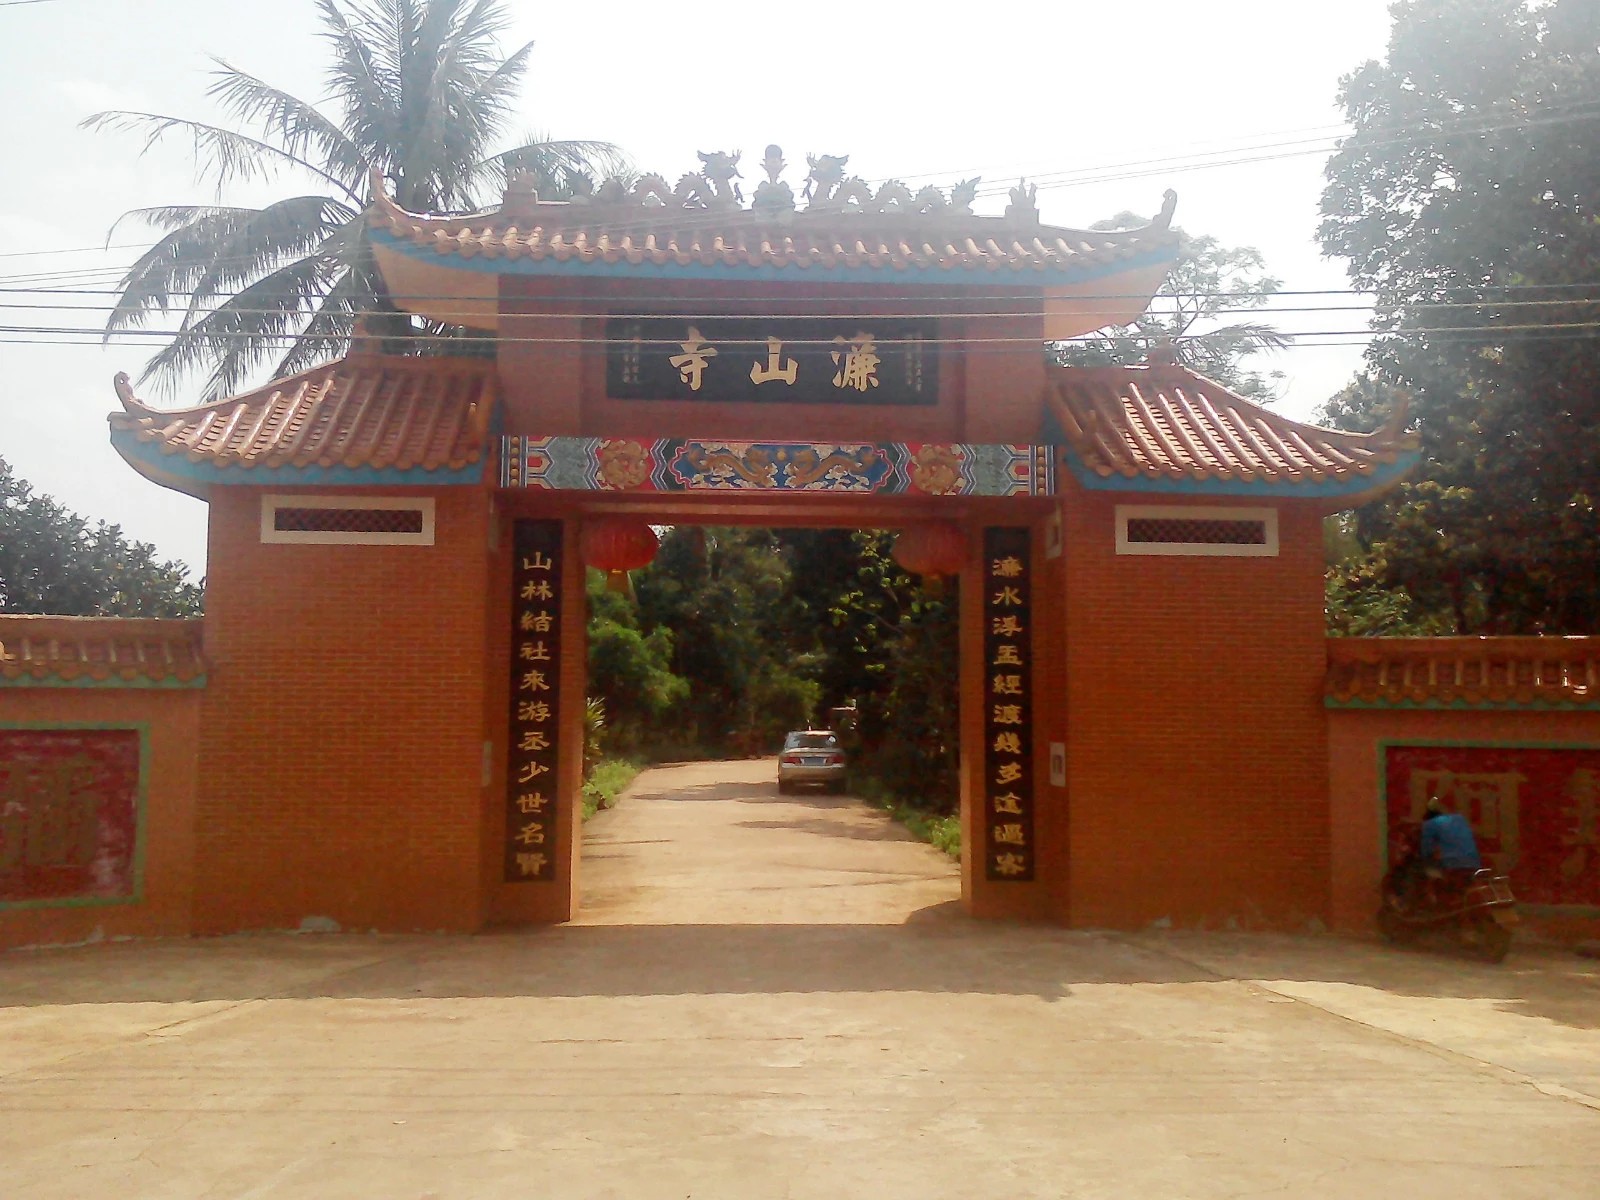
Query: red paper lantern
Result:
<box><xmin>891</xmin><ymin>523</ymin><xmax>966</xmax><ymax>593</ymax></box>
<box><xmin>580</xmin><ymin>517</ymin><xmax>659</xmax><ymax>591</ymax></box>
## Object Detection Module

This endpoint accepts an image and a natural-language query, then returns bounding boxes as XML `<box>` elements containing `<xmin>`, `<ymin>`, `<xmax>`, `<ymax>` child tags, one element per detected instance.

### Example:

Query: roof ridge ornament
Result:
<box><xmin>568</xmin><ymin>147</ymin><xmax>987</xmax><ymax>218</ymax></box>
<box><xmin>502</xmin><ymin>168</ymin><xmax>540</xmax><ymax>218</ymax></box>
<box><xmin>1004</xmin><ymin>179</ymin><xmax>1039</xmax><ymax>226</ymax></box>
<box><xmin>1155</xmin><ymin>189</ymin><xmax>1178</xmax><ymax>230</ymax></box>
<box><xmin>113</xmin><ymin>371</ymin><xmax>154</xmax><ymax>415</ymax></box>
<box><xmin>751</xmin><ymin>145</ymin><xmax>796</xmax><ymax>216</ymax></box>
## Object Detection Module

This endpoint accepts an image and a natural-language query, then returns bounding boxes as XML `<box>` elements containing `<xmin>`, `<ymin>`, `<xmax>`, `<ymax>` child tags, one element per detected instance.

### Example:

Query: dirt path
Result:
<box><xmin>575</xmin><ymin>758</ymin><xmax>958</xmax><ymax>924</ymax></box>
<box><xmin>0</xmin><ymin>760</ymin><xmax>1597</xmax><ymax>1198</ymax></box>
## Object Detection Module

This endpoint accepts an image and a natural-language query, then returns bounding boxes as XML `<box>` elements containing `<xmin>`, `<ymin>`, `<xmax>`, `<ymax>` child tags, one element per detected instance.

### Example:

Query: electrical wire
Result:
<box><xmin>5</xmin><ymin>321</ymin><xmax>1599</xmax><ymax>348</ymax></box>
<box><xmin>4</xmin><ymin>96</ymin><xmax>1595</xmax><ymax>289</ymax></box>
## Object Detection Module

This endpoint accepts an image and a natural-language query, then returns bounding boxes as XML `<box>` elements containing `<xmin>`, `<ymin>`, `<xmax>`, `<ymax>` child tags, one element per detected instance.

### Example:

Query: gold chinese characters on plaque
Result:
<box><xmin>505</xmin><ymin>520</ymin><xmax>562</xmax><ymax>883</ymax></box>
<box><xmin>983</xmin><ymin>528</ymin><xmax>1034</xmax><ymax>881</ymax></box>
<box><xmin>606</xmin><ymin>317</ymin><xmax>936</xmax><ymax>407</ymax></box>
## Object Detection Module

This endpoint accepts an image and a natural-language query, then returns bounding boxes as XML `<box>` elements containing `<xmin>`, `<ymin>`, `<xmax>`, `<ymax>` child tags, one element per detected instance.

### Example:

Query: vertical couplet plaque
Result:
<box><xmin>982</xmin><ymin>527</ymin><xmax>1035</xmax><ymax>881</ymax></box>
<box><xmin>504</xmin><ymin>520</ymin><xmax>564</xmax><ymax>883</ymax></box>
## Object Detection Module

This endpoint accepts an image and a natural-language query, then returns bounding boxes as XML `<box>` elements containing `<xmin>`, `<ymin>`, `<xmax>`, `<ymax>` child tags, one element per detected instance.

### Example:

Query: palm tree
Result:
<box><xmin>87</xmin><ymin>0</ymin><xmax>624</xmax><ymax>400</ymax></box>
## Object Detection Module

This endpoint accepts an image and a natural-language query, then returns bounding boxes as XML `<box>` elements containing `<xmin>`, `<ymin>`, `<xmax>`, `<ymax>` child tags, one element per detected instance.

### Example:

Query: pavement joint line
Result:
<box><xmin>1118</xmin><ymin>933</ymin><xmax>1600</xmax><ymax>1115</ymax></box>
<box><xmin>0</xmin><ymin>944</ymin><xmax>423</xmax><ymax>1089</ymax></box>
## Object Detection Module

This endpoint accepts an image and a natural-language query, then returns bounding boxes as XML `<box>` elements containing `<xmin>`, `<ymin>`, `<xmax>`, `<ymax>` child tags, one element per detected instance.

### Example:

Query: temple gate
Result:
<box><xmin>4</xmin><ymin>145</ymin><xmax>1495</xmax><ymax>948</ymax></box>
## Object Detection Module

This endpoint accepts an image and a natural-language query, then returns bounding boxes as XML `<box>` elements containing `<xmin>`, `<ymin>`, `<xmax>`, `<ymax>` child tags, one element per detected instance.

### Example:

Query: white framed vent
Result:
<box><xmin>260</xmin><ymin>495</ymin><xmax>435</xmax><ymax>546</ymax></box>
<box><xmin>1115</xmin><ymin>505</ymin><xmax>1278</xmax><ymax>557</ymax></box>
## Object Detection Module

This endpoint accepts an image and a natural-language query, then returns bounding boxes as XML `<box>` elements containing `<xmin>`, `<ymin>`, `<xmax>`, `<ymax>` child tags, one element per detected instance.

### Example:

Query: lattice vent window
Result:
<box><xmin>1115</xmin><ymin>505</ymin><xmax>1278</xmax><ymax>557</ymax></box>
<box><xmin>260</xmin><ymin>496</ymin><xmax>435</xmax><ymax>546</ymax></box>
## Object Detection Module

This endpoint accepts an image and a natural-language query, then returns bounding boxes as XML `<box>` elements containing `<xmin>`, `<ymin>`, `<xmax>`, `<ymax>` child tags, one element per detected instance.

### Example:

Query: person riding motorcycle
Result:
<box><xmin>1421</xmin><ymin>796</ymin><xmax>1482</xmax><ymax>872</ymax></box>
<box><xmin>1391</xmin><ymin>797</ymin><xmax>1480</xmax><ymax>906</ymax></box>
<box><xmin>1379</xmin><ymin>798</ymin><xmax>1514</xmax><ymax>961</ymax></box>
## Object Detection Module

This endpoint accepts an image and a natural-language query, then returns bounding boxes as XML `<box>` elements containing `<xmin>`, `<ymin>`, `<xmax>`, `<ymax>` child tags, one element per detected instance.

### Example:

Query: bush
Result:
<box><xmin>582</xmin><ymin>758</ymin><xmax>642</xmax><ymax>820</ymax></box>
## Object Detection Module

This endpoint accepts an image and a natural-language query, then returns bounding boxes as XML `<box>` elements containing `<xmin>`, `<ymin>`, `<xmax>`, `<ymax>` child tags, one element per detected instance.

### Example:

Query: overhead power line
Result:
<box><xmin>3</xmin><ymin>296</ymin><xmax>1598</xmax><ymax>324</ymax></box>
<box><xmin>5</xmin><ymin>96</ymin><xmax>1596</xmax><ymax>285</ymax></box>
<box><xmin>6</xmin><ymin>320</ymin><xmax>1600</xmax><ymax>348</ymax></box>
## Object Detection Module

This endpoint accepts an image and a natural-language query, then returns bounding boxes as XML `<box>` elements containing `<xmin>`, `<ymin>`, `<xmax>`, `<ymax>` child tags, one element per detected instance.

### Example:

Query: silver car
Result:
<box><xmin>777</xmin><ymin>730</ymin><xmax>847</xmax><ymax>794</ymax></box>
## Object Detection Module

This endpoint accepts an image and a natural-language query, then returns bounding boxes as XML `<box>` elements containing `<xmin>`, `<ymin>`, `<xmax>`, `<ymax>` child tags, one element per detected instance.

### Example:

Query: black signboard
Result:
<box><xmin>982</xmin><ymin>527</ymin><xmax>1034</xmax><ymax>881</ymax></box>
<box><xmin>504</xmin><ymin>520</ymin><xmax>563</xmax><ymax>883</ymax></box>
<box><xmin>605</xmin><ymin>316</ymin><xmax>938</xmax><ymax>406</ymax></box>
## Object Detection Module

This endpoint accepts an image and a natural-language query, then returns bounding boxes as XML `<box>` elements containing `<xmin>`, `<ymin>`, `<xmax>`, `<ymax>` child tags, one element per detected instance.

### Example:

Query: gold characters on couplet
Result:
<box><xmin>506</xmin><ymin>522</ymin><xmax>563</xmax><ymax>883</ymax></box>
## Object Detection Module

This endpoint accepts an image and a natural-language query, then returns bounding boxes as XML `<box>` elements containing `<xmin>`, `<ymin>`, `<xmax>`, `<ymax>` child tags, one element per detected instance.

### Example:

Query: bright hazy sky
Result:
<box><xmin>0</xmin><ymin>0</ymin><xmax>1398</xmax><ymax>575</ymax></box>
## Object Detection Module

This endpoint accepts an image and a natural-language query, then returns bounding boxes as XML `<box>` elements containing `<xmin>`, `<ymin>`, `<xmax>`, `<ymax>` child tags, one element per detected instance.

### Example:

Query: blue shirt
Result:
<box><xmin>1421</xmin><ymin>813</ymin><xmax>1481</xmax><ymax>870</ymax></box>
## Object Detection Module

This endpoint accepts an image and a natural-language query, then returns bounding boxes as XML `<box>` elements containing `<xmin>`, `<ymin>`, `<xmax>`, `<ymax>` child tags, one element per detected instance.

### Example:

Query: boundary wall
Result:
<box><xmin>6</xmin><ymin>616</ymin><xmax>1600</xmax><ymax>948</ymax></box>
<box><xmin>1327</xmin><ymin>637</ymin><xmax>1600</xmax><ymax>940</ymax></box>
<box><xmin>0</xmin><ymin>617</ymin><xmax>202</xmax><ymax>951</ymax></box>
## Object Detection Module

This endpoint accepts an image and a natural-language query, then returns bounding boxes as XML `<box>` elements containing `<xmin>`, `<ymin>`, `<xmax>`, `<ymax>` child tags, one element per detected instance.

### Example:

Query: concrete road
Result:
<box><xmin>1</xmin><ymin>759</ymin><xmax>1597</xmax><ymax>1199</ymax></box>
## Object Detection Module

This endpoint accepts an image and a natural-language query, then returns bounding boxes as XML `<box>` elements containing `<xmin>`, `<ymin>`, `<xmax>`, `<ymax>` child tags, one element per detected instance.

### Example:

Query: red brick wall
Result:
<box><xmin>193</xmin><ymin>486</ymin><xmax>492</xmax><ymax>934</ymax></box>
<box><xmin>1058</xmin><ymin>488</ymin><xmax>1331</xmax><ymax>928</ymax></box>
<box><xmin>1328</xmin><ymin>706</ymin><xmax>1600</xmax><ymax>934</ymax></box>
<box><xmin>0</xmin><ymin>687</ymin><xmax>199</xmax><ymax>950</ymax></box>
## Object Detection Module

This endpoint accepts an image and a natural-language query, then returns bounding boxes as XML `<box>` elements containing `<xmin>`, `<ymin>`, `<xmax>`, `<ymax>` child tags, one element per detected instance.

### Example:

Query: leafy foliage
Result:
<box><xmin>631</xmin><ymin>528</ymin><xmax>821</xmax><ymax>754</ymax></box>
<box><xmin>1052</xmin><ymin>218</ymin><xmax>1287</xmax><ymax>399</ymax></box>
<box><xmin>582</xmin><ymin>526</ymin><xmax>960</xmax><ymax>817</ymax></box>
<box><xmin>0</xmin><ymin>458</ymin><xmax>202</xmax><ymax>616</ymax></box>
<box><xmin>1318</xmin><ymin>0</ymin><xmax>1600</xmax><ymax>633</ymax></box>
<box><xmin>585</xmin><ymin>575</ymin><xmax>688</xmax><ymax>749</ymax></box>
<box><xmin>581</xmin><ymin>758</ymin><xmax>642</xmax><ymax>821</ymax></box>
<box><xmin>582</xmin><ymin>528</ymin><xmax>953</xmax><ymax>819</ymax></box>
<box><xmin>87</xmin><ymin>0</ymin><xmax>624</xmax><ymax>398</ymax></box>
<box><xmin>783</xmin><ymin>530</ymin><xmax>958</xmax><ymax>812</ymax></box>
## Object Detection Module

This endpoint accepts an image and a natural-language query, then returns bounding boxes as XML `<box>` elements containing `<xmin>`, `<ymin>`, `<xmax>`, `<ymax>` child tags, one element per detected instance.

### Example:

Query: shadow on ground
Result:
<box><xmin>627</xmin><ymin>778</ymin><xmax>866</xmax><ymax>807</ymax></box>
<box><xmin>2</xmin><ymin>920</ymin><xmax>1596</xmax><ymax>1030</ymax></box>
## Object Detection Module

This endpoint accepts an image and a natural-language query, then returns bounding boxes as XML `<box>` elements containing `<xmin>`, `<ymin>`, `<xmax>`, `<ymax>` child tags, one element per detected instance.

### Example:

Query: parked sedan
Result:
<box><xmin>777</xmin><ymin>730</ymin><xmax>847</xmax><ymax>794</ymax></box>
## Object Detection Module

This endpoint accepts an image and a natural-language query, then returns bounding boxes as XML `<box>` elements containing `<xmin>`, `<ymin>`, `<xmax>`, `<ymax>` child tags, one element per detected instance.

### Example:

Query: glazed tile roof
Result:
<box><xmin>368</xmin><ymin>187</ymin><xmax>1178</xmax><ymax>278</ymax></box>
<box><xmin>1047</xmin><ymin>365</ymin><xmax>1419</xmax><ymax>493</ymax></box>
<box><xmin>109</xmin><ymin>354</ymin><xmax>494</xmax><ymax>484</ymax></box>
<box><xmin>1326</xmin><ymin>637</ymin><xmax>1600</xmax><ymax>708</ymax></box>
<box><xmin>0</xmin><ymin>616</ymin><xmax>205</xmax><ymax>687</ymax></box>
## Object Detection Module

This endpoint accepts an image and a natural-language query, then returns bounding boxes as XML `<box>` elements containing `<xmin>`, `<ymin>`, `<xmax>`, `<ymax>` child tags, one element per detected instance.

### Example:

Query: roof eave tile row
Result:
<box><xmin>0</xmin><ymin>616</ymin><xmax>206</xmax><ymax>687</ymax></box>
<box><xmin>1048</xmin><ymin>366</ymin><xmax>1419</xmax><ymax>488</ymax></box>
<box><xmin>368</xmin><ymin>191</ymin><xmax>1178</xmax><ymax>276</ymax></box>
<box><xmin>1325</xmin><ymin>636</ymin><xmax>1600</xmax><ymax>708</ymax></box>
<box><xmin>108</xmin><ymin>354</ymin><xmax>494</xmax><ymax>475</ymax></box>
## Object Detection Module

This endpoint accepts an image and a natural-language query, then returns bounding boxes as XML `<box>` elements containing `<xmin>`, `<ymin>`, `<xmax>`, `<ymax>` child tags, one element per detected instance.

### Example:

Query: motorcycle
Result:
<box><xmin>1377</xmin><ymin>826</ymin><xmax>1518</xmax><ymax>963</ymax></box>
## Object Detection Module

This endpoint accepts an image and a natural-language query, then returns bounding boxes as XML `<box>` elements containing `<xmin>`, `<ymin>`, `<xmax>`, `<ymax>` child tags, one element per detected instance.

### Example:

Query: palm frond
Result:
<box><xmin>273</xmin><ymin>268</ymin><xmax>370</xmax><ymax>377</ymax></box>
<box><xmin>474</xmin><ymin>136</ymin><xmax>628</xmax><ymax>203</ymax></box>
<box><xmin>137</xmin><ymin>255</ymin><xmax>346</xmax><ymax>400</ymax></box>
<box><xmin>318</xmin><ymin>0</ymin><xmax>403</xmax><ymax>173</ymax></box>
<box><xmin>462</xmin><ymin>35</ymin><xmax>535</xmax><ymax>123</ymax></box>
<box><xmin>205</xmin><ymin>61</ymin><xmax>367</xmax><ymax>198</ymax></box>
<box><xmin>104</xmin><ymin>197</ymin><xmax>357</xmax><ymax>335</ymax></box>
<box><xmin>81</xmin><ymin>111</ymin><xmax>354</xmax><ymax>197</ymax></box>
<box><xmin>175</xmin><ymin>196</ymin><xmax>360</xmax><ymax>327</ymax></box>
<box><xmin>92</xmin><ymin>0</ymin><xmax>621</xmax><ymax>395</ymax></box>
<box><xmin>105</xmin><ymin>205</ymin><xmax>264</xmax><ymax>331</ymax></box>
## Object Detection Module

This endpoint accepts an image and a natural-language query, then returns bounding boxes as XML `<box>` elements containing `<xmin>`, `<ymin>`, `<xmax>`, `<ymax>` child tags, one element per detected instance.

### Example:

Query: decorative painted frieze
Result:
<box><xmin>501</xmin><ymin>437</ymin><xmax>1055</xmax><ymax>497</ymax></box>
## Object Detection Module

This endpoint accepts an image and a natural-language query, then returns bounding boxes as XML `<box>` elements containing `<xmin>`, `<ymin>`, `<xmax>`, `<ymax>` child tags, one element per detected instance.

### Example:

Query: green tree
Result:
<box><xmin>633</xmin><ymin>528</ymin><xmax>820</xmax><ymax>754</ymax></box>
<box><xmin>1318</xmin><ymin>0</ymin><xmax>1600</xmax><ymax>633</ymax></box>
<box><xmin>0</xmin><ymin>458</ymin><xmax>202</xmax><ymax>616</ymax></box>
<box><xmin>585</xmin><ymin>572</ymin><xmax>687</xmax><ymax>752</ymax></box>
<box><xmin>88</xmin><ymin>0</ymin><xmax>623</xmax><ymax>399</ymax></box>
<box><xmin>777</xmin><ymin>529</ymin><xmax>904</xmax><ymax>717</ymax></box>
<box><xmin>1053</xmin><ymin>218</ymin><xmax>1288</xmax><ymax>400</ymax></box>
<box><xmin>780</xmin><ymin>529</ymin><xmax>959</xmax><ymax>812</ymax></box>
